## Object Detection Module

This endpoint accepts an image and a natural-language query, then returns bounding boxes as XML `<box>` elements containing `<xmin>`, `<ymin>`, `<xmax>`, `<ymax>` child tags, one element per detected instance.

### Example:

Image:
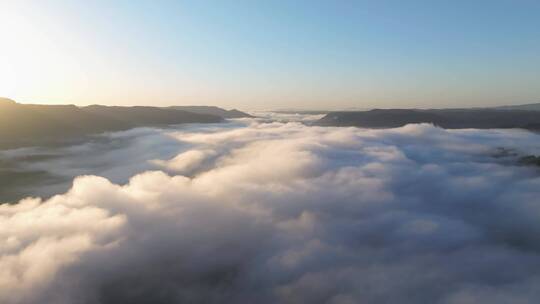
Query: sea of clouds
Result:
<box><xmin>1</xmin><ymin>115</ymin><xmax>540</xmax><ymax>303</ymax></box>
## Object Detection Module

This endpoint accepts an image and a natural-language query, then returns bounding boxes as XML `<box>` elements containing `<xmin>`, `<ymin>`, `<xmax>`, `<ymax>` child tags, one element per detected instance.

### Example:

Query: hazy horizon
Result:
<box><xmin>3</xmin><ymin>95</ymin><xmax>540</xmax><ymax>112</ymax></box>
<box><xmin>4</xmin><ymin>96</ymin><xmax>540</xmax><ymax>112</ymax></box>
<box><xmin>2</xmin><ymin>0</ymin><xmax>540</xmax><ymax>110</ymax></box>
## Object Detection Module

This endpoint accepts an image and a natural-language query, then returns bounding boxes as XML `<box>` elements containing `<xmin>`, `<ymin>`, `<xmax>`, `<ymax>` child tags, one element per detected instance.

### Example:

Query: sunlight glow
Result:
<box><xmin>0</xmin><ymin>2</ymin><xmax>89</xmax><ymax>104</ymax></box>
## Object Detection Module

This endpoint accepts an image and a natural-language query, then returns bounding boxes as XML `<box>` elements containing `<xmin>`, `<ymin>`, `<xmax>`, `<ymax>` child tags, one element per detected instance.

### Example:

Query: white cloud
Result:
<box><xmin>1</xmin><ymin>119</ymin><xmax>540</xmax><ymax>303</ymax></box>
<box><xmin>151</xmin><ymin>149</ymin><xmax>217</xmax><ymax>175</ymax></box>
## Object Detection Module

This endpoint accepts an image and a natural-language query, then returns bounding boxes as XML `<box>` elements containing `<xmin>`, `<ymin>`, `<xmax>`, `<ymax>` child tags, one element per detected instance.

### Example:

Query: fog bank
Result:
<box><xmin>1</xmin><ymin>117</ymin><xmax>540</xmax><ymax>303</ymax></box>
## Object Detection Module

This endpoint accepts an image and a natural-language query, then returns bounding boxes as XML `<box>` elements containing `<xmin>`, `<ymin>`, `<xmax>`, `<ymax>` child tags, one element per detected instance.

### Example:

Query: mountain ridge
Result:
<box><xmin>0</xmin><ymin>99</ymin><xmax>232</xmax><ymax>149</ymax></box>
<box><xmin>494</xmin><ymin>102</ymin><xmax>540</xmax><ymax>111</ymax></box>
<box><xmin>168</xmin><ymin>106</ymin><xmax>252</xmax><ymax>118</ymax></box>
<box><xmin>316</xmin><ymin>108</ymin><xmax>540</xmax><ymax>130</ymax></box>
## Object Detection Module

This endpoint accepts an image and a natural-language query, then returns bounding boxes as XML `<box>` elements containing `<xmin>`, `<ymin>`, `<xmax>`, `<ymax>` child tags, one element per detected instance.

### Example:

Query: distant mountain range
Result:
<box><xmin>278</xmin><ymin>102</ymin><xmax>540</xmax><ymax>115</ymax></box>
<box><xmin>0</xmin><ymin>98</ymin><xmax>251</xmax><ymax>149</ymax></box>
<box><xmin>494</xmin><ymin>102</ymin><xmax>540</xmax><ymax>111</ymax></box>
<box><xmin>169</xmin><ymin>106</ymin><xmax>253</xmax><ymax>118</ymax></box>
<box><xmin>3</xmin><ymin>97</ymin><xmax>540</xmax><ymax>148</ymax></box>
<box><xmin>317</xmin><ymin>106</ymin><xmax>540</xmax><ymax>130</ymax></box>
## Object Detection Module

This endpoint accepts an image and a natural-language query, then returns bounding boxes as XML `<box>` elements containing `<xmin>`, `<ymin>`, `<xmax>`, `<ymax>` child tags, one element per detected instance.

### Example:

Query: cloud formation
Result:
<box><xmin>1</xmin><ymin>118</ymin><xmax>540</xmax><ymax>303</ymax></box>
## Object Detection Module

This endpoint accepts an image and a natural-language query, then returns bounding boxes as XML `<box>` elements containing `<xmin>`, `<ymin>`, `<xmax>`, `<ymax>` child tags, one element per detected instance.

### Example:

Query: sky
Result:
<box><xmin>1</xmin><ymin>0</ymin><xmax>539</xmax><ymax>110</ymax></box>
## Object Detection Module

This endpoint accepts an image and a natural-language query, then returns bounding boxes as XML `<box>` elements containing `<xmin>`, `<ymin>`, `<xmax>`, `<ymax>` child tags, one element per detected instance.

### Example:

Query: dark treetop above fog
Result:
<box><xmin>0</xmin><ymin>98</ymin><xmax>251</xmax><ymax>149</ymax></box>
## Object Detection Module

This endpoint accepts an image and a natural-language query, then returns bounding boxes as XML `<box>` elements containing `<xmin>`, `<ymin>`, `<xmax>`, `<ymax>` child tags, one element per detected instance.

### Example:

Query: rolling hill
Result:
<box><xmin>168</xmin><ymin>106</ymin><xmax>252</xmax><ymax>118</ymax></box>
<box><xmin>0</xmin><ymin>98</ymin><xmax>223</xmax><ymax>149</ymax></box>
<box><xmin>316</xmin><ymin>108</ymin><xmax>540</xmax><ymax>130</ymax></box>
<box><xmin>494</xmin><ymin>102</ymin><xmax>540</xmax><ymax>111</ymax></box>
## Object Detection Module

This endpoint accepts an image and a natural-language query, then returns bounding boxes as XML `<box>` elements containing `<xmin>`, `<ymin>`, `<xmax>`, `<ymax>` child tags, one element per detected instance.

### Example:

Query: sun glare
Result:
<box><xmin>0</xmin><ymin>3</ymin><xmax>84</xmax><ymax>103</ymax></box>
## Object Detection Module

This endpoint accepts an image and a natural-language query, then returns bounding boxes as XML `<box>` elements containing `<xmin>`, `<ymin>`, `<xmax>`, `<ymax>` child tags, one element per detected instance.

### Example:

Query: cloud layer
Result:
<box><xmin>1</xmin><ymin>118</ymin><xmax>540</xmax><ymax>303</ymax></box>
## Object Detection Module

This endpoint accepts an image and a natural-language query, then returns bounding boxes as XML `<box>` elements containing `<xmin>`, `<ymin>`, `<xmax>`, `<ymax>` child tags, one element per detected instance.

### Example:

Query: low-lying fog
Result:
<box><xmin>1</xmin><ymin>113</ymin><xmax>540</xmax><ymax>304</ymax></box>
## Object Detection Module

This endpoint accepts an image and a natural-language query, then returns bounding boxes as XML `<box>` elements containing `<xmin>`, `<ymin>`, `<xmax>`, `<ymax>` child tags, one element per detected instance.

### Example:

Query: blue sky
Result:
<box><xmin>1</xmin><ymin>0</ymin><xmax>539</xmax><ymax>109</ymax></box>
